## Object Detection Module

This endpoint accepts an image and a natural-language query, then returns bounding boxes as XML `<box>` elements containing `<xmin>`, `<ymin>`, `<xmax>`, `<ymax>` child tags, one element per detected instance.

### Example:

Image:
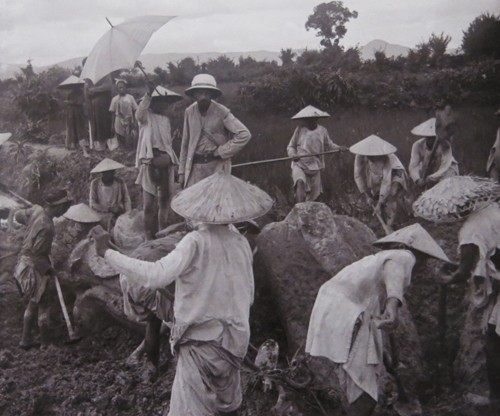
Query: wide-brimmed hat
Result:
<box><xmin>185</xmin><ymin>74</ymin><xmax>222</xmax><ymax>98</ymax></box>
<box><xmin>151</xmin><ymin>85</ymin><xmax>183</xmax><ymax>102</ymax></box>
<box><xmin>374</xmin><ymin>223</ymin><xmax>450</xmax><ymax>262</ymax></box>
<box><xmin>0</xmin><ymin>132</ymin><xmax>12</xmax><ymax>146</ymax></box>
<box><xmin>57</xmin><ymin>75</ymin><xmax>85</xmax><ymax>90</ymax></box>
<box><xmin>63</xmin><ymin>203</ymin><xmax>101</xmax><ymax>223</ymax></box>
<box><xmin>44</xmin><ymin>189</ymin><xmax>72</xmax><ymax>207</ymax></box>
<box><xmin>291</xmin><ymin>105</ymin><xmax>330</xmax><ymax>120</ymax></box>
<box><xmin>411</xmin><ymin>118</ymin><xmax>436</xmax><ymax>137</ymax></box>
<box><xmin>171</xmin><ymin>171</ymin><xmax>273</xmax><ymax>224</ymax></box>
<box><xmin>349</xmin><ymin>135</ymin><xmax>397</xmax><ymax>156</ymax></box>
<box><xmin>90</xmin><ymin>158</ymin><xmax>126</xmax><ymax>173</ymax></box>
<box><xmin>413</xmin><ymin>176</ymin><xmax>500</xmax><ymax>223</ymax></box>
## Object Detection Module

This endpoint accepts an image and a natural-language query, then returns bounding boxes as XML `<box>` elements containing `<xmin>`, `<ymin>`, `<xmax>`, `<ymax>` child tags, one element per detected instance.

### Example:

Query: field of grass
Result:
<box><xmin>227</xmin><ymin>105</ymin><xmax>498</xmax><ymax>214</ymax></box>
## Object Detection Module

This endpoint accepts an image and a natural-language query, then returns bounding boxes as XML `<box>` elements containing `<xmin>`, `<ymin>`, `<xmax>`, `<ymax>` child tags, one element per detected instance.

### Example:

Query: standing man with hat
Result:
<box><xmin>12</xmin><ymin>189</ymin><xmax>72</xmax><ymax>349</ymax></box>
<box><xmin>287</xmin><ymin>105</ymin><xmax>342</xmax><ymax>203</ymax></box>
<box><xmin>409</xmin><ymin>115</ymin><xmax>459</xmax><ymax>189</ymax></box>
<box><xmin>89</xmin><ymin>158</ymin><xmax>131</xmax><ymax>230</ymax></box>
<box><xmin>135</xmin><ymin>83</ymin><xmax>183</xmax><ymax>239</ymax></box>
<box><xmin>91</xmin><ymin>171</ymin><xmax>273</xmax><ymax>416</ymax></box>
<box><xmin>179</xmin><ymin>74</ymin><xmax>251</xmax><ymax>188</ymax></box>
<box><xmin>350</xmin><ymin>135</ymin><xmax>410</xmax><ymax>232</ymax></box>
<box><xmin>306</xmin><ymin>223</ymin><xmax>451</xmax><ymax>416</ymax></box>
<box><xmin>486</xmin><ymin>108</ymin><xmax>500</xmax><ymax>182</ymax></box>
<box><xmin>109</xmin><ymin>79</ymin><xmax>138</xmax><ymax>149</ymax></box>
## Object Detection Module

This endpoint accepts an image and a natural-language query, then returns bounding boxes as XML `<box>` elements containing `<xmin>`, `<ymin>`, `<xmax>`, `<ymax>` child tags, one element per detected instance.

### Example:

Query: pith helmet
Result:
<box><xmin>349</xmin><ymin>135</ymin><xmax>397</xmax><ymax>156</ymax></box>
<box><xmin>413</xmin><ymin>176</ymin><xmax>500</xmax><ymax>223</ymax></box>
<box><xmin>184</xmin><ymin>74</ymin><xmax>222</xmax><ymax>98</ymax></box>
<box><xmin>57</xmin><ymin>75</ymin><xmax>85</xmax><ymax>89</ymax></box>
<box><xmin>90</xmin><ymin>158</ymin><xmax>126</xmax><ymax>173</ymax></box>
<box><xmin>171</xmin><ymin>171</ymin><xmax>273</xmax><ymax>224</ymax></box>
<box><xmin>63</xmin><ymin>203</ymin><xmax>101</xmax><ymax>223</ymax></box>
<box><xmin>411</xmin><ymin>118</ymin><xmax>436</xmax><ymax>137</ymax></box>
<box><xmin>0</xmin><ymin>132</ymin><xmax>12</xmax><ymax>146</ymax></box>
<box><xmin>151</xmin><ymin>85</ymin><xmax>183</xmax><ymax>102</ymax></box>
<box><xmin>374</xmin><ymin>223</ymin><xmax>450</xmax><ymax>262</ymax></box>
<box><xmin>291</xmin><ymin>105</ymin><xmax>330</xmax><ymax>120</ymax></box>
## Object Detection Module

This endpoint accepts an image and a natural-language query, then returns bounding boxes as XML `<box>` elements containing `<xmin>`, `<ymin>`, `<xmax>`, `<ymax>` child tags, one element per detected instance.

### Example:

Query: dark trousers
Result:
<box><xmin>486</xmin><ymin>324</ymin><xmax>500</xmax><ymax>400</ymax></box>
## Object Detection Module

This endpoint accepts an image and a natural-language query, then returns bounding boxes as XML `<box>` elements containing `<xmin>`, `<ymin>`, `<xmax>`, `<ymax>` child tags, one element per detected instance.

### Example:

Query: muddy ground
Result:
<box><xmin>0</xmin><ymin>141</ymin><xmax>495</xmax><ymax>415</ymax></box>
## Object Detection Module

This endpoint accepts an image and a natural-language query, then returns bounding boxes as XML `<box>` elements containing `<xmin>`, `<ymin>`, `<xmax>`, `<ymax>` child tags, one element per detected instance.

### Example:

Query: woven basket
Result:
<box><xmin>413</xmin><ymin>176</ymin><xmax>500</xmax><ymax>223</ymax></box>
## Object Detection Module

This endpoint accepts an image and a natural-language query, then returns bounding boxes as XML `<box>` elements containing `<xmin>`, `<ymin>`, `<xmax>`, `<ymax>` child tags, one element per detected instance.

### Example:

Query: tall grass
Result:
<box><xmin>229</xmin><ymin>105</ymin><xmax>498</xmax><ymax>214</ymax></box>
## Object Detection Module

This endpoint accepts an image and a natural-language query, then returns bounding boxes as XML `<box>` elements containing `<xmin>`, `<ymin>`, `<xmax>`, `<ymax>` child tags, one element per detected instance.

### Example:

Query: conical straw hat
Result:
<box><xmin>291</xmin><ymin>105</ymin><xmax>330</xmax><ymax>119</ymax></box>
<box><xmin>152</xmin><ymin>85</ymin><xmax>183</xmax><ymax>101</ymax></box>
<box><xmin>374</xmin><ymin>223</ymin><xmax>450</xmax><ymax>262</ymax></box>
<box><xmin>63</xmin><ymin>203</ymin><xmax>101</xmax><ymax>223</ymax></box>
<box><xmin>57</xmin><ymin>75</ymin><xmax>85</xmax><ymax>89</ymax></box>
<box><xmin>349</xmin><ymin>135</ymin><xmax>397</xmax><ymax>156</ymax></box>
<box><xmin>413</xmin><ymin>176</ymin><xmax>500</xmax><ymax>223</ymax></box>
<box><xmin>90</xmin><ymin>158</ymin><xmax>126</xmax><ymax>173</ymax></box>
<box><xmin>411</xmin><ymin>118</ymin><xmax>436</xmax><ymax>137</ymax></box>
<box><xmin>0</xmin><ymin>132</ymin><xmax>12</xmax><ymax>146</ymax></box>
<box><xmin>171</xmin><ymin>172</ymin><xmax>273</xmax><ymax>224</ymax></box>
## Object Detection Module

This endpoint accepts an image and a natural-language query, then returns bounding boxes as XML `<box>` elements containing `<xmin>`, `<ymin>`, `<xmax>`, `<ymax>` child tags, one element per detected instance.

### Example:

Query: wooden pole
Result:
<box><xmin>232</xmin><ymin>148</ymin><xmax>346</xmax><ymax>169</ymax></box>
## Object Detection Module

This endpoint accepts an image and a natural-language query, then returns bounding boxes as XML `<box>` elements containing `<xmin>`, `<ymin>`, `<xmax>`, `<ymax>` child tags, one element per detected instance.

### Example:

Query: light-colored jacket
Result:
<box><xmin>135</xmin><ymin>94</ymin><xmax>179</xmax><ymax>167</ymax></box>
<box><xmin>105</xmin><ymin>224</ymin><xmax>254</xmax><ymax>358</ymax></box>
<box><xmin>179</xmin><ymin>101</ymin><xmax>251</xmax><ymax>187</ymax></box>
<box><xmin>354</xmin><ymin>154</ymin><xmax>408</xmax><ymax>203</ymax></box>
<box><xmin>409</xmin><ymin>138</ymin><xmax>458</xmax><ymax>183</ymax></box>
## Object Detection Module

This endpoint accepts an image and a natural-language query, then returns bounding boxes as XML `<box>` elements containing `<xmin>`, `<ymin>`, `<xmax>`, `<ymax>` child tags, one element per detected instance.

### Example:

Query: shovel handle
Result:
<box><xmin>54</xmin><ymin>275</ymin><xmax>78</xmax><ymax>340</ymax></box>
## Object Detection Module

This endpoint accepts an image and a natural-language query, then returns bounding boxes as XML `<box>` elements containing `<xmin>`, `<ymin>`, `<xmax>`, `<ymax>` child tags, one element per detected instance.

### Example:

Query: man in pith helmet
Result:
<box><xmin>179</xmin><ymin>74</ymin><xmax>251</xmax><ymax>188</ymax></box>
<box><xmin>350</xmin><ymin>135</ymin><xmax>410</xmax><ymax>232</ymax></box>
<box><xmin>91</xmin><ymin>171</ymin><xmax>273</xmax><ymax>416</ymax></box>
<box><xmin>409</xmin><ymin>114</ymin><xmax>459</xmax><ymax>189</ymax></box>
<box><xmin>89</xmin><ymin>158</ymin><xmax>131</xmax><ymax>230</ymax></box>
<box><xmin>135</xmin><ymin>83</ymin><xmax>183</xmax><ymax>239</ymax></box>
<box><xmin>287</xmin><ymin>105</ymin><xmax>342</xmax><ymax>203</ymax></box>
<box><xmin>306</xmin><ymin>223</ymin><xmax>451</xmax><ymax>416</ymax></box>
<box><xmin>12</xmin><ymin>189</ymin><xmax>72</xmax><ymax>348</ymax></box>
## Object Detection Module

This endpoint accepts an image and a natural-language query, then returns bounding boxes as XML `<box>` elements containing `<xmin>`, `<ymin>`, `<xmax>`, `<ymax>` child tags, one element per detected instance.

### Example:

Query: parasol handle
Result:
<box><xmin>136</xmin><ymin>65</ymin><xmax>164</xmax><ymax>97</ymax></box>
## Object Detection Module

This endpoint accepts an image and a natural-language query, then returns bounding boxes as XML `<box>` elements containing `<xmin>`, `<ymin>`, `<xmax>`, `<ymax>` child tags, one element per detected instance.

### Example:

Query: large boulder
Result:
<box><xmin>255</xmin><ymin>202</ymin><xmax>425</xmax><ymax>410</ymax></box>
<box><xmin>256</xmin><ymin>202</ymin><xmax>376</xmax><ymax>355</ymax></box>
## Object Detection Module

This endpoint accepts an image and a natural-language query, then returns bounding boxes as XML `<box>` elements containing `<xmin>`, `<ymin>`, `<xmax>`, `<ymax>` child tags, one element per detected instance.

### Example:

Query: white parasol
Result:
<box><xmin>80</xmin><ymin>15</ymin><xmax>175</xmax><ymax>83</ymax></box>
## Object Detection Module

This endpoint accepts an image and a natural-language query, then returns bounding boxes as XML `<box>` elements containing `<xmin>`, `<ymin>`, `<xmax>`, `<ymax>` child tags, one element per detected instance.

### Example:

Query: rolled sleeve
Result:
<box><xmin>382</xmin><ymin>259</ymin><xmax>409</xmax><ymax>304</ymax></box>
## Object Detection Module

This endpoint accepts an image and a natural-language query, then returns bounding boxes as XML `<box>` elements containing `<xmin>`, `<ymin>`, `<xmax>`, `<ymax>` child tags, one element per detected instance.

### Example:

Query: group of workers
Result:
<box><xmin>5</xmin><ymin>71</ymin><xmax>500</xmax><ymax>416</ymax></box>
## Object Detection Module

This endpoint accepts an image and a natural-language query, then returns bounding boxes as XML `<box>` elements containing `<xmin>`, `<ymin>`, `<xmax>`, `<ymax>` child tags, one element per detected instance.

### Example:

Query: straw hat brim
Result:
<box><xmin>63</xmin><ymin>203</ymin><xmax>101</xmax><ymax>223</ymax></box>
<box><xmin>90</xmin><ymin>158</ymin><xmax>126</xmax><ymax>173</ymax></box>
<box><xmin>291</xmin><ymin>105</ymin><xmax>330</xmax><ymax>119</ymax></box>
<box><xmin>171</xmin><ymin>172</ymin><xmax>273</xmax><ymax>224</ymax></box>
<box><xmin>413</xmin><ymin>176</ymin><xmax>500</xmax><ymax>223</ymax></box>
<box><xmin>373</xmin><ymin>223</ymin><xmax>450</xmax><ymax>263</ymax></box>
<box><xmin>349</xmin><ymin>135</ymin><xmax>397</xmax><ymax>156</ymax></box>
<box><xmin>411</xmin><ymin>118</ymin><xmax>436</xmax><ymax>137</ymax></box>
<box><xmin>185</xmin><ymin>85</ymin><xmax>222</xmax><ymax>98</ymax></box>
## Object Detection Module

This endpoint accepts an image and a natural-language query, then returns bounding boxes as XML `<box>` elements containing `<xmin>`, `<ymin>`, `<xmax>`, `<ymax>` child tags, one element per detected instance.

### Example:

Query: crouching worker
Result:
<box><xmin>306</xmin><ymin>223</ymin><xmax>451</xmax><ymax>416</ymax></box>
<box><xmin>13</xmin><ymin>190</ymin><xmax>72</xmax><ymax>349</ymax></box>
<box><xmin>91</xmin><ymin>171</ymin><xmax>273</xmax><ymax>415</ymax></box>
<box><xmin>287</xmin><ymin>105</ymin><xmax>342</xmax><ymax>203</ymax></box>
<box><xmin>350</xmin><ymin>135</ymin><xmax>410</xmax><ymax>232</ymax></box>
<box><xmin>135</xmin><ymin>83</ymin><xmax>183</xmax><ymax>240</ymax></box>
<box><xmin>89</xmin><ymin>158</ymin><xmax>131</xmax><ymax>231</ymax></box>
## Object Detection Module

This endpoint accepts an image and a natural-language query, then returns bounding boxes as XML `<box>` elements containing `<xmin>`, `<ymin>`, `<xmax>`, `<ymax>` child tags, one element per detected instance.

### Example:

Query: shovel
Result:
<box><xmin>54</xmin><ymin>274</ymin><xmax>82</xmax><ymax>344</ymax></box>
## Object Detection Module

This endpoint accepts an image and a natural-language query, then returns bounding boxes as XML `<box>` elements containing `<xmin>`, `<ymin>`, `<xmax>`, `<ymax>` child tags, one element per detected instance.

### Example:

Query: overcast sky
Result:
<box><xmin>1</xmin><ymin>0</ymin><xmax>499</xmax><ymax>66</ymax></box>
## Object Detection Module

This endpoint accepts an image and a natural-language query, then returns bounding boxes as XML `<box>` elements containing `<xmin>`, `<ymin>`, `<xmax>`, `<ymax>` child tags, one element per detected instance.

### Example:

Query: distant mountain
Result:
<box><xmin>0</xmin><ymin>41</ymin><xmax>417</xmax><ymax>80</ymax></box>
<box><xmin>360</xmin><ymin>39</ymin><xmax>410</xmax><ymax>60</ymax></box>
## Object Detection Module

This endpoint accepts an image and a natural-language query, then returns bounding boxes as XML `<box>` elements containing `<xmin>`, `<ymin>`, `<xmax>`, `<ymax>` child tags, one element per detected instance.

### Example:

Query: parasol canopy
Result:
<box><xmin>80</xmin><ymin>15</ymin><xmax>175</xmax><ymax>83</ymax></box>
<box><xmin>413</xmin><ymin>176</ymin><xmax>500</xmax><ymax>223</ymax></box>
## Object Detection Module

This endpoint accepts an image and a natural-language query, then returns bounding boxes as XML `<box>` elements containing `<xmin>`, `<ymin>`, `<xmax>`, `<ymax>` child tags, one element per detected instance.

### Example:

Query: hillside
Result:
<box><xmin>0</xmin><ymin>40</ymin><xmax>414</xmax><ymax>79</ymax></box>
